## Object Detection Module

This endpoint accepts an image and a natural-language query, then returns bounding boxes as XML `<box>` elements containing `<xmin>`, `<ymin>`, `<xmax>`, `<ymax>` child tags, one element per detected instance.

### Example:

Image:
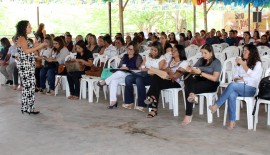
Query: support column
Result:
<box><xmin>119</xmin><ymin>0</ymin><xmax>124</xmax><ymax>35</ymax></box>
<box><xmin>248</xmin><ymin>3</ymin><xmax>251</xmax><ymax>32</ymax></box>
<box><xmin>203</xmin><ymin>2</ymin><xmax>207</xmax><ymax>32</ymax></box>
<box><xmin>193</xmin><ymin>4</ymin><xmax>196</xmax><ymax>33</ymax></box>
<box><xmin>37</xmin><ymin>6</ymin><xmax>40</xmax><ymax>26</ymax></box>
<box><xmin>108</xmin><ymin>2</ymin><xmax>112</xmax><ymax>36</ymax></box>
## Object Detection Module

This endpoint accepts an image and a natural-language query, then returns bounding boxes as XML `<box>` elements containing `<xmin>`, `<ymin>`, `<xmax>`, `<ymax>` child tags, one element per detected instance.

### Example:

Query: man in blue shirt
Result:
<box><xmin>225</xmin><ymin>30</ymin><xmax>238</xmax><ymax>46</ymax></box>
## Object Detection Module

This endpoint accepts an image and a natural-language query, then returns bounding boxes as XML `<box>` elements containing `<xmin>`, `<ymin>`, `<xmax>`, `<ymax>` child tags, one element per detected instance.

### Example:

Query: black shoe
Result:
<box><xmin>9</xmin><ymin>80</ymin><xmax>13</xmax><ymax>86</ymax></box>
<box><xmin>5</xmin><ymin>80</ymin><xmax>11</xmax><ymax>85</ymax></box>
<box><xmin>21</xmin><ymin>110</ymin><xmax>40</xmax><ymax>115</ymax></box>
<box><xmin>107</xmin><ymin>102</ymin><xmax>118</xmax><ymax>109</ymax></box>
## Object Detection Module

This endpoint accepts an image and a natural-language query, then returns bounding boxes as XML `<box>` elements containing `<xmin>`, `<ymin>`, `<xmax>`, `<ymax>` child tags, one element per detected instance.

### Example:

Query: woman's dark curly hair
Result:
<box><xmin>15</xmin><ymin>20</ymin><xmax>29</xmax><ymax>39</ymax></box>
<box><xmin>53</xmin><ymin>36</ymin><xmax>65</xmax><ymax>54</ymax></box>
<box><xmin>150</xmin><ymin>41</ymin><xmax>164</xmax><ymax>59</ymax></box>
<box><xmin>242</xmin><ymin>44</ymin><xmax>261</xmax><ymax>70</ymax></box>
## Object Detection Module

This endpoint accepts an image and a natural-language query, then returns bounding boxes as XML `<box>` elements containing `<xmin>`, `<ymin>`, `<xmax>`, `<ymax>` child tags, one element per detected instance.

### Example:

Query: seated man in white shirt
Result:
<box><xmin>101</xmin><ymin>34</ymin><xmax>117</xmax><ymax>66</ymax></box>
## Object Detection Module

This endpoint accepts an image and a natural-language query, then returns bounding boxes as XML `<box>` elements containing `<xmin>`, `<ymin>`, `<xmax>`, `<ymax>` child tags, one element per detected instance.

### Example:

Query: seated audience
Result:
<box><xmin>191</xmin><ymin>32</ymin><xmax>205</xmax><ymax>46</ymax></box>
<box><xmin>169</xmin><ymin>32</ymin><xmax>178</xmax><ymax>45</ymax></box>
<box><xmin>225</xmin><ymin>30</ymin><xmax>238</xmax><ymax>46</ymax></box>
<box><xmin>86</xmin><ymin>33</ymin><xmax>99</xmax><ymax>54</ymax></box>
<box><xmin>122</xmin><ymin>41</ymin><xmax>166</xmax><ymax>111</ymax></box>
<box><xmin>182</xmin><ymin>44</ymin><xmax>221</xmax><ymax>125</ymax></box>
<box><xmin>0</xmin><ymin>37</ymin><xmax>12</xmax><ymax>85</ymax></box>
<box><xmin>178</xmin><ymin>33</ymin><xmax>189</xmax><ymax>47</ymax></box>
<box><xmin>65</xmin><ymin>34</ymin><xmax>73</xmax><ymax>52</ymax></box>
<box><xmin>98</xmin><ymin>41</ymin><xmax>143</xmax><ymax>108</ymax></box>
<box><xmin>256</xmin><ymin>35</ymin><xmax>270</xmax><ymax>47</ymax></box>
<box><xmin>115</xmin><ymin>37</ymin><xmax>126</xmax><ymax>55</ymax></box>
<box><xmin>206</xmin><ymin>30</ymin><xmax>220</xmax><ymax>45</ymax></box>
<box><xmin>67</xmin><ymin>40</ymin><xmax>93</xmax><ymax>100</ymax></box>
<box><xmin>144</xmin><ymin>45</ymin><xmax>189</xmax><ymax>117</ymax></box>
<box><xmin>209</xmin><ymin>44</ymin><xmax>262</xmax><ymax>129</ymax></box>
<box><xmin>239</xmin><ymin>31</ymin><xmax>255</xmax><ymax>45</ymax></box>
<box><xmin>40</xmin><ymin>36</ymin><xmax>69</xmax><ymax>95</ymax></box>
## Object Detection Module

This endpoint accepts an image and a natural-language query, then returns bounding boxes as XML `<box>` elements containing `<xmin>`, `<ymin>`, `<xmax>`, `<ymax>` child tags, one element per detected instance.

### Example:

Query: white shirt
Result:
<box><xmin>145</xmin><ymin>55</ymin><xmax>165</xmax><ymax>69</ymax></box>
<box><xmin>239</xmin><ymin>38</ymin><xmax>255</xmax><ymax>45</ymax></box>
<box><xmin>40</xmin><ymin>47</ymin><xmax>52</xmax><ymax>58</ymax></box>
<box><xmin>7</xmin><ymin>45</ymin><xmax>18</xmax><ymax>64</ymax></box>
<box><xmin>104</xmin><ymin>44</ymin><xmax>117</xmax><ymax>59</ymax></box>
<box><xmin>233</xmin><ymin>61</ymin><xmax>262</xmax><ymax>88</ymax></box>
<box><xmin>52</xmin><ymin>47</ymin><xmax>69</xmax><ymax>64</ymax></box>
<box><xmin>168</xmin><ymin>60</ymin><xmax>189</xmax><ymax>84</ymax></box>
<box><xmin>164</xmin><ymin>52</ymin><xmax>172</xmax><ymax>65</ymax></box>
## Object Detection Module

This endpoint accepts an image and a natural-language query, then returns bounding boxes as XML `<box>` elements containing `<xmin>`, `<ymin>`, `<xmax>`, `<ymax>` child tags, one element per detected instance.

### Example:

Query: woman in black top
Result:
<box><xmin>67</xmin><ymin>40</ymin><xmax>93</xmax><ymax>100</ymax></box>
<box><xmin>182</xmin><ymin>44</ymin><xmax>221</xmax><ymax>125</ymax></box>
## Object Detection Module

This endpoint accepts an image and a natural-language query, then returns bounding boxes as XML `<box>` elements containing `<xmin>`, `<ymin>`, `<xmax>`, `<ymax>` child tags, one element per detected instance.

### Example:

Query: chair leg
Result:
<box><xmin>172</xmin><ymin>90</ymin><xmax>179</xmax><ymax>117</ymax></box>
<box><xmin>161</xmin><ymin>90</ymin><xmax>165</xmax><ymax>109</ymax></box>
<box><xmin>246</xmin><ymin>100</ymin><xmax>254</xmax><ymax>130</ymax></box>
<box><xmin>199</xmin><ymin>96</ymin><xmax>204</xmax><ymax>115</ymax></box>
<box><xmin>206</xmin><ymin>95</ymin><xmax>213</xmax><ymax>123</ymax></box>
<box><xmin>182</xmin><ymin>90</ymin><xmax>186</xmax><ymax>110</ymax></box>
<box><xmin>223</xmin><ymin>101</ymin><xmax>228</xmax><ymax>126</ymax></box>
<box><xmin>268</xmin><ymin>104</ymin><xmax>270</xmax><ymax>125</ymax></box>
<box><xmin>254</xmin><ymin>102</ymin><xmax>261</xmax><ymax>131</ymax></box>
<box><xmin>103</xmin><ymin>85</ymin><xmax>107</xmax><ymax>100</ymax></box>
<box><xmin>236</xmin><ymin>100</ymin><xmax>240</xmax><ymax>120</ymax></box>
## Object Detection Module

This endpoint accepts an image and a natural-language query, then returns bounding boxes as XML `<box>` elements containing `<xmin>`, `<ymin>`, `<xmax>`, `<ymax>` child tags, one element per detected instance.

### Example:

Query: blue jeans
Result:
<box><xmin>40</xmin><ymin>67</ymin><xmax>57</xmax><ymax>90</ymax></box>
<box><xmin>124</xmin><ymin>74</ymin><xmax>151</xmax><ymax>107</ymax></box>
<box><xmin>216</xmin><ymin>82</ymin><xmax>256</xmax><ymax>121</ymax></box>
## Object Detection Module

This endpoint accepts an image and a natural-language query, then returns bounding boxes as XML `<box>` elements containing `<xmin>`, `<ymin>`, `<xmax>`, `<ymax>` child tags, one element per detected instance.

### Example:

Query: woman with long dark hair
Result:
<box><xmin>67</xmin><ymin>40</ymin><xmax>93</xmax><ymax>100</ymax></box>
<box><xmin>144</xmin><ymin>45</ymin><xmax>189</xmax><ymax>117</ymax></box>
<box><xmin>209</xmin><ymin>44</ymin><xmax>262</xmax><ymax>129</ymax></box>
<box><xmin>182</xmin><ymin>44</ymin><xmax>221</xmax><ymax>125</ymax></box>
<box><xmin>36</xmin><ymin>23</ymin><xmax>46</xmax><ymax>42</ymax></box>
<box><xmin>122</xmin><ymin>41</ymin><xmax>166</xmax><ymax>111</ymax></box>
<box><xmin>15</xmin><ymin>20</ymin><xmax>45</xmax><ymax>114</ymax></box>
<box><xmin>39</xmin><ymin>36</ymin><xmax>69</xmax><ymax>95</ymax></box>
<box><xmin>0</xmin><ymin>37</ymin><xmax>12</xmax><ymax>85</ymax></box>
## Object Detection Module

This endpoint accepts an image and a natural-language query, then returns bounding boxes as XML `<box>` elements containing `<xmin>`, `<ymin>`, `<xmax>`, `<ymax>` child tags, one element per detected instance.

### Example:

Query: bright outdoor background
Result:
<box><xmin>0</xmin><ymin>0</ymin><xmax>270</xmax><ymax>39</ymax></box>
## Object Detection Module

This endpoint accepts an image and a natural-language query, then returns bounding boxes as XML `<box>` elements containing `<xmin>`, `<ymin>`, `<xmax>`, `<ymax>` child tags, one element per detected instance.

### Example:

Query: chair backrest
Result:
<box><xmin>215</xmin><ymin>53</ymin><xmax>226</xmax><ymax>64</ymax></box>
<box><xmin>93</xmin><ymin>53</ymin><xmax>99</xmax><ymax>59</ymax></box>
<box><xmin>187</xmin><ymin>55</ymin><xmax>200</xmax><ymax>66</ymax></box>
<box><xmin>185</xmin><ymin>44</ymin><xmax>199</xmax><ymax>58</ymax></box>
<box><xmin>265</xmin><ymin>68</ymin><xmax>270</xmax><ymax>77</ymax></box>
<box><xmin>222</xmin><ymin>46</ymin><xmax>240</xmax><ymax>59</ymax></box>
<box><xmin>238</xmin><ymin>46</ymin><xmax>243</xmax><ymax>55</ymax></box>
<box><xmin>220</xmin><ymin>43</ymin><xmax>229</xmax><ymax>51</ymax></box>
<box><xmin>261</xmin><ymin>57</ymin><xmax>270</xmax><ymax>78</ymax></box>
<box><xmin>220</xmin><ymin>57</ymin><xmax>236</xmax><ymax>83</ymax></box>
<box><xmin>212</xmin><ymin>44</ymin><xmax>223</xmax><ymax>53</ymax></box>
<box><xmin>93</xmin><ymin>55</ymin><xmax>106</xmax><ymax>67</ymax></box>
<box><xmin>257</xmin><ymin>46</ymin><xmax>270</xmax><ymax>56</ymax></box>
<box><xmin>107</xmin><ymin>55</ymin><xmax>121</xmax><ymax>69</ymax></box>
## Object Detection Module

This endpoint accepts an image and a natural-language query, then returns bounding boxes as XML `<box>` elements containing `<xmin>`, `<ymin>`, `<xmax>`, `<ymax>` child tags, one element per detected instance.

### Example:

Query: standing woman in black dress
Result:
<box><xmin>16</xmin><ymin>20</ymin><xmax>45</xmax><ymax>114</ymax></box>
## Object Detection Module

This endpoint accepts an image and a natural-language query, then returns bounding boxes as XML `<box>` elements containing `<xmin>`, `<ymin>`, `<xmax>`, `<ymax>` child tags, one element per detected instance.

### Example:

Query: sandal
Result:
<box><xmin>147</xmin><ymin>109</ymin><xmax>158</xmax><ymax>118</ymax></box>
<box><xmin>70</xmin><ymin>96</ymin><xmax>79</xmax><ymax>100</ymax></box>
<box><xmin>134</xmin><ymin>106</ymin><xmax>146</xmax><ymax>112</ymax></box>
<box><xmin>144</xmin><ymin>96</ymin><xmax>157</xmax><ymax>105</ymax></box>
<box><xmin>227</xmin><ymin>122</ymin><xmax>236</xmax><ymax>130</ymax></box>
<box><xmin>68</xmin><ymin>95</ymin><xmax>74</xmax><ymax>99</ymax></box>
<box><xmin>122</xmin><ymin>103</ymin><xmax>134</xmax><ymax>109</ymax></box>
<box><xmin>208</xmin><ymin>104</ymin><xmax>218</xmax><ymax>114</ymax></box>
<box><xmin>97</xmin><ymin>80</ymin><xmax>106</xmax><ymax>87</ymax></box>
<box><xmin>187</xmin><ymin>93</ymin><xmax>198</xmax><ymax>104</ymax></box>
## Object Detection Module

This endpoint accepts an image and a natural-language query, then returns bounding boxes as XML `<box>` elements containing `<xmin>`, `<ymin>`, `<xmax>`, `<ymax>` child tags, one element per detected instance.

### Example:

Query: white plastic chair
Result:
<box><xmin>215</xmin><ymin>53</ymin><xmax>226</xmax><ymax>64</ymax></box>
<box><xmin>54</xmin><ymin>54</ymin><xmax>74</xmax><ymax>97</ymax></box>
<box><xmin>161</xmin><ymin>85</ymin><xmax>186</xmax><ymax>117</ymax></box>
<box><xmin>257</xmin><ymin>46</ymin><xmax>270</xmax><ymax>57</ymax></box>
<box><xmin>79</xmin><ymin>76</ymin><xmax>100</xmax><ymax>103</ymax></box>
<box><xmin>187</xmin><ymin>55</ymin><xmax>200</xmax><ymax>66</ymax></box>
<box><xmin>222</xmin><ymin>46</ymin><xmax>240</xmax><ymax>59</ymax></box>
<box><xmin>185</xmin><ymin>44</ymin><xmax>199</xmax><ymax>58</ymax></box>
<box><xmin>212</xmin><ymin>44</ymin><xmax>223</xmax><ymax>53</ymax></box>
<box><xmin>220</xmin><ymin>43</ymin><xmax>229</xmax><ymax>51</ymax></box>
<box><xmin>261</xmin><ymin>57</ymin><xmax>270</xmax><ymax>78</ymax></box>
<box><xmin>197</xmin><ymin>90</ymin><xmax>220</xmax><ymax>123</ymax></box>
